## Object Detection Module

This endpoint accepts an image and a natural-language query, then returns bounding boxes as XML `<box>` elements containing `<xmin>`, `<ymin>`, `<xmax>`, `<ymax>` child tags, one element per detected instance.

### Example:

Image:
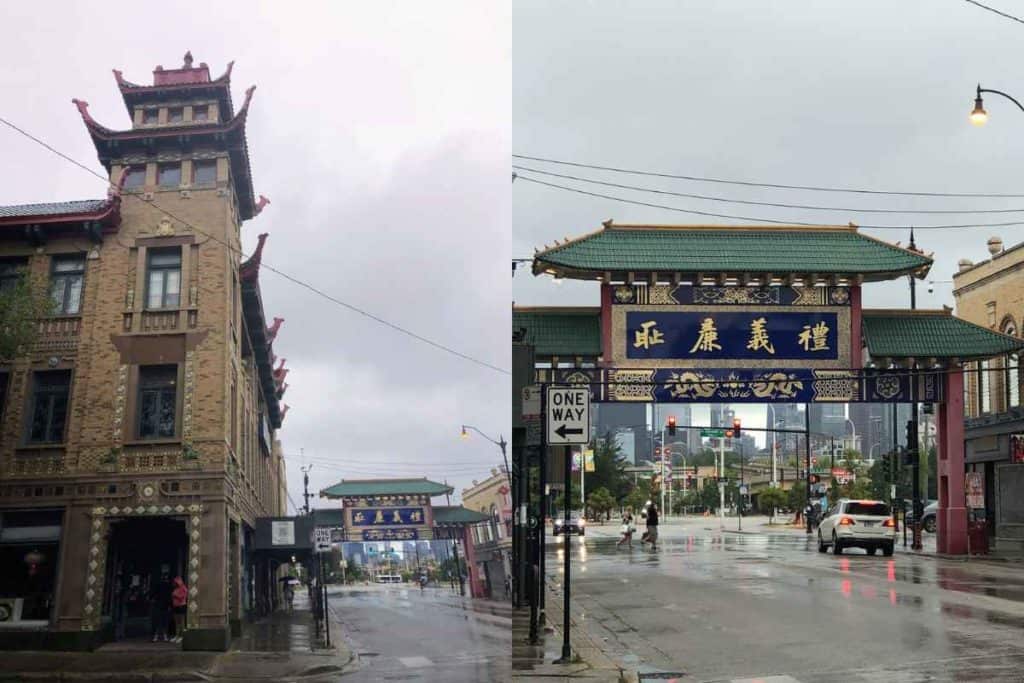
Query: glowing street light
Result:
<box><xmin>969</xmin><ymin>84</ymin><xmax>1024</xmax><ymax>127</ymax></box>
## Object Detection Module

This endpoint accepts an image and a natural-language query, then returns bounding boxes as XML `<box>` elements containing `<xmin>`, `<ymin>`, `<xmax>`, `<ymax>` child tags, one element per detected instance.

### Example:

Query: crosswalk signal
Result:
<box><xmin>667</xmin><ymin>415</ymin><xmax>677</xmax><ymax>436</ymax></box>
<box><xmin>732</xmin><ymin>417</ymin><xmax>741</xmax><ymax>438</ymax></box>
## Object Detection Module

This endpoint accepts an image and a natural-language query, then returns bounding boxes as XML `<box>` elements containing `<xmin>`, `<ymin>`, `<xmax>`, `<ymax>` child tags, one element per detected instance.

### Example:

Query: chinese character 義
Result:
<box><xmin>798</xmin><ymin>321</ymin><xmax>830</xmax><ymax>352</ymax></box>
<box><xmin>746</xmin><ymin>317</ymin><xmax>775</xmax><ymax>354</ymax></box>
<box><xmin>633</xmin><ymin>320</ymin><xmax>665</xmax><ymax>350</ymax></box>
<box><xmin>689</xmin><ymin>317</ymin><xmax>722</xmax><ymax>353</ymax></box>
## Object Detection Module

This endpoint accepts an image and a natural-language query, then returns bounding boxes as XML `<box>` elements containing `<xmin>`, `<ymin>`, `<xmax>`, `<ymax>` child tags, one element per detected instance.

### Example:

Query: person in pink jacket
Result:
<box><xmin>171</xmin><ymin>577</ymin><xmax>188</xmax><ymax>643</ymax></box>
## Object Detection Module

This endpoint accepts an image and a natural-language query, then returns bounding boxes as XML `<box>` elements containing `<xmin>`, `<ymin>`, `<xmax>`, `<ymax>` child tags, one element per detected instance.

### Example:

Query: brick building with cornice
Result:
<box><xmin>0</xmin><ymin>53</ymin><xmax>289</xmax><ymax>650</ymax></box>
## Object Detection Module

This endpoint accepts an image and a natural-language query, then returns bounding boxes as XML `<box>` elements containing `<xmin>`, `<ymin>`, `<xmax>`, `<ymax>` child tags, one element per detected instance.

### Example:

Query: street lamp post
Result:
<box><xmin>970</xmin><ymin>84</ymin><xmax>1024</xmax><ymax>126</ymax></box>
<box><xmin>461</xmin><ymin>425</ymin><xmax>511</xmax><ymax>489</ymax></box>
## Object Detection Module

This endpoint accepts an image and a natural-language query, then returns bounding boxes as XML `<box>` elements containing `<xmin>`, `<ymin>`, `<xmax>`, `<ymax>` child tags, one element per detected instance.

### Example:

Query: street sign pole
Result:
<box><xmin>558</xmin><ymin>427</ymin><xmax>573</xmax><ymax>663</ymax></box>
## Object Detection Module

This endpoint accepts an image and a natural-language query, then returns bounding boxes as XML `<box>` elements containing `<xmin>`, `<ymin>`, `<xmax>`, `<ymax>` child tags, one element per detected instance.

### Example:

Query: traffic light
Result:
<box><xmin>732</xmin><ymin>417</ymin><xmax>741</xmax><ymax>438</ymax></box>
<box><xmin>667</xmin><ymin>415</ymin><xmax>677</xmax><ymax>436</ymax></box>
<box><xmin>725</xmin><ymin>429</ymin><xmax>733</xmax><ymax>439</ymax></box>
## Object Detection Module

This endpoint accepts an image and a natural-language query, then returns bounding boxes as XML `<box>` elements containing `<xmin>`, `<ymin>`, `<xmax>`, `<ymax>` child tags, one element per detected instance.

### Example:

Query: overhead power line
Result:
<box><xmin>964</xmin><ymin>0</ymin><xmax>1024</xmax><ymax>26</ymax></box>
<box><xmin>515</xmin><ymin>173</ymin><xmax>1024</xmax><ymax>230</ymax></box>
<box><xmin>0</xmin><ymin>114</ymin><xmax>510</xmax><ymax>376</ymax></box>
<box><xmin>512</xmin><ymin>165</ymin><xmax>1024</xmax><ymax>215</ymax></box>
<box><xmin>512</xmin><ymin>154</ymin><xmax>1024</xmax><ymax>199</ymax></box>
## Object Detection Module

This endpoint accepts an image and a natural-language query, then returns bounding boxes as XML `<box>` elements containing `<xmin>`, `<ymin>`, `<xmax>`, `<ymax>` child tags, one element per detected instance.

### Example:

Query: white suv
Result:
<box><xmin>818</xmin><ymin>499</ymin><xmax>896</xmax><ymax>556</ymax></box>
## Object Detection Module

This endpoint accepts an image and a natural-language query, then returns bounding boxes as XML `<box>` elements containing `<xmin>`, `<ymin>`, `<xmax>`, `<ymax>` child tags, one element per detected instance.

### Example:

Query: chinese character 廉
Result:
<box><xmin>633</xmin><ymin>320</ymin><xmax>665</xmax><ymax>350</ymax></box>
<box><xmin>746</xmin><ymin>317</ymin><xmax>775</xmax><ymax>354</ymax></box>
<box><xmin>689</xmin><ymin>317</ymin><xmax>722</xmax><ymax>353</ymax></box>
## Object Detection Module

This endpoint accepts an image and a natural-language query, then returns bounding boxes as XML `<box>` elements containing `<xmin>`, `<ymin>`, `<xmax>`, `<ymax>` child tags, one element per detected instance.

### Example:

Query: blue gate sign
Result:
<box><xmin>362</xmin><ymin>529</ymin><xmax>419</xmax><ymax>541</ymax></box>
<box><xmin>626</xmin><ymin>311</ymin><xmax>839</xmax><ymax>361</ymax></box>
<box><xmin>351</xmin><ymin>507</ymin><xmax>425</xmax><ymax>526</ymax></box>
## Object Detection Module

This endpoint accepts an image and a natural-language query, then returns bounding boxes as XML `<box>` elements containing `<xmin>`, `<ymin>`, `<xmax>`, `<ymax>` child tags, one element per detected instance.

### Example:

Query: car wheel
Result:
<box><xmin>818</xmin><ymin>532</ymin><xmax>827</xmax><ymax>553</ymax></box>
<box><xmin>868</xmin><ymin>547</ymin><xmax>878</xmax><ymax>556</ymax></box>
<box><xmin>833</xmin><ymin>532</ymin><xmax>842</xmax><ymax>555</ymax></box>
<box><xmin>924</xmin><ymin>517</ymin><xmax>936</xmax><ymax>533</ymax></box>
<box><xmin>883</xmin><ymin>542</ymin><xmax>894</xmax><ymax>557</ymax></box>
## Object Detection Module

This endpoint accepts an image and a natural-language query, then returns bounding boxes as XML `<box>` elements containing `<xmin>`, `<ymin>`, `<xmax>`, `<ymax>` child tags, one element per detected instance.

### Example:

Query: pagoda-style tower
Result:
<box><xmin>0</xmin><ymin>54</ymin><xmax>288</xmax><ymax>651</ymax></box>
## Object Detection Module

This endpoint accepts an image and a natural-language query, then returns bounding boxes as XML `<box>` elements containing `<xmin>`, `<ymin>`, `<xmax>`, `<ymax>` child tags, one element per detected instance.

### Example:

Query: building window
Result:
<box><xmin>26</xmin><ymin>370</ymin><xmax>70</xmax><ymax>444</ymax></box>
<box><xmin>143</xmin><ymin>109</ymin><xmax>159</xmax><ymax>124</ymax></box>
<box><xmin>193</xmin><ymin>160</ymin><xmax>216</xmax><ymax>185</ymax></box>
<box><xmin>193</xmin><ymin>106</ymin><xmax>209</xmax><ymax>122</ymax></box>
<box><xmin>137</xmin><ymin>365</ymin><xmax>177</xmax><ymax>439</ymax></box>
<box><xmin>0</xmin><ymin>259</ymin><xmax>26</xmax><ymax>292</ymax></box>
<box><xmin>123</xmin><ymin>166</ymin><xmax>146</xmax><ymax>189</ymax></box>
<box><xmin>158</xmin><ymin>163</ymin><xmax>181</xmax><ymax>188</ymax></box>
<box><xmin>49</xmin><ymin>255</ymin><xmax>85</xmax><ymax>315</ymax></box>
<box><xmin>1009</xmin><ymin>354</ymin><xmax>1020</xmax><ymax>409</ymax></box>
<box><xmin>145</xmin><ymin>248</ymin><xmax>181</xmax><ymax>309</ymax></box>
<box><xmin>168</xmin><ymin>107</ymin><xmax>184</xmax><ymax>124</ymax></box>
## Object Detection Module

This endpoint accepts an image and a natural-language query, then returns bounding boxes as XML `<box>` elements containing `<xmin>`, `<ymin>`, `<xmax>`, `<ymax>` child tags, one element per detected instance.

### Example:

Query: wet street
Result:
<box><xmin>547</xmin><ymin>518</ymin><xmax>1024</xmax><ymax>682</ymax></box>
<box><xmin>329</xmin><ymin>584</ymin><xmax>510</xmax><ymax>681</ymax></box>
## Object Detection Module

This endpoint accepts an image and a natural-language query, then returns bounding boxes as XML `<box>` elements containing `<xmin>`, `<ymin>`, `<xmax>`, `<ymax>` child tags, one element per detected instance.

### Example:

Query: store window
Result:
<box><xmin>0</xmin><ymin>510</ymin><xmax>63</xmax><ymax>623</ymax></box>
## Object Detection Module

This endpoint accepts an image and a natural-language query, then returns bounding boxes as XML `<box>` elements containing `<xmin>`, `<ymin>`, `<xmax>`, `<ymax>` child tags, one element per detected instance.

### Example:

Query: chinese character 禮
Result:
<box><xmin>633</xmin><ymin>320</ymin><xmax>665</xmax><ymax>350</ymax></box>
<box><xmin>689</xmin><ymin>317</ymin><xmax>722</xmax><ymax>353</ymax></box>
<box><xmin>746</xmin><ymin>317</ymin><xmax>775</xmax><ymax>354</ymax></box>
<box><xmin>798</xmin><ymin>321</ymin><xmax>831</xmax><ymax>352</ymax></box>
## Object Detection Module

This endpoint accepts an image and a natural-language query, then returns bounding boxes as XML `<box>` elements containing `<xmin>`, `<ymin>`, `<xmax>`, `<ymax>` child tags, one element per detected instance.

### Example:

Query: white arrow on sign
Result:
<box><xmin>546</xmin><ymin>386</ymin><xmax>590</xmax><ymax>445</ymax></box>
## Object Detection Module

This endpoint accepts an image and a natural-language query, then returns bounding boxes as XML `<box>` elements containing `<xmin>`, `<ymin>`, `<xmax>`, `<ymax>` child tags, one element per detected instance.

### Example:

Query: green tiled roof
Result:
<box><xmin>534</xmin><ymin>224</ymin><xmax>931</xmax><ymax>282</ymax></box>
<box><xmin>513</xmin><ymin>307</ymin><xmax>601</xmax><ymax>356</ymax></box>
<box><xmin>320</xmin><ymin>478</ymin><xmax>453</xmax><ymax>498</ymax></box>
<box><xmin>862</xmin><ymin>311</ymin><xmax>1024</xmax><ymax>359</ymax></box>
<box><xmin>432</xmin><ymin>505</ymin><xmax>490</xmax><ymax>524</ymax></box>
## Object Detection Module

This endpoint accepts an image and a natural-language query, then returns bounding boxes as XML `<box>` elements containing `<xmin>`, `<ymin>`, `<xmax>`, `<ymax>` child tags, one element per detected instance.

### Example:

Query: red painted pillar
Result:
<box><xmin>849</xmin><ymin>285</ymin><xmax>863</xmax><ymax>371</ymax></box>
<box><xmin>599</xmin><ymin>284</ymin><xmax>613</xmax><ymax>368</ymax></box>
<box><xmin>461</xmin><ymin>526</ymin><xmax>483</xmax><ymax>598</ymax></box>
<box><xmin>937</xmin><ymin>368</ymin><xmax>967</xmax><ymax>554</ymax></box>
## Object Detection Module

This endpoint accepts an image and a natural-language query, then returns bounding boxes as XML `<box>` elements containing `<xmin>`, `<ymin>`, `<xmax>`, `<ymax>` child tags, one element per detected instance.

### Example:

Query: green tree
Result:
<box><xmin>0</xmin><ymin>271</ymin><xmax>53</xmax><ymax>359</ymax></box>
<box><xmin>587</xmin><ymin>435</ymin><xmax>630</xmax><ymax>502</ymax></box>
<box><xmin>586</xmin><ymin>486</ymin><xmax>616</xmax><ymax>521</ymax></box>
<box><xmin>623</xmin><ymin>478</ymin><xmax>653</xmax><ymax>514</ymax></box>
<box><xmin>553</xmin><ymin>488</ymin><xmax>582</xmax><ymax>515</ymax></box>
<box><xmin>788</xmin><ymin>481</ymin><xmax>807</xmax><ymax>513</ymax></box>
<box><xmin>758</xmin><ymin>487</ymin><xmax>788</xmax><ymax>524</ymax></box>
<box><xmin>699</xmin><ymin>481</ymin><xmax>720</xmax><ymax>512</ymax></box>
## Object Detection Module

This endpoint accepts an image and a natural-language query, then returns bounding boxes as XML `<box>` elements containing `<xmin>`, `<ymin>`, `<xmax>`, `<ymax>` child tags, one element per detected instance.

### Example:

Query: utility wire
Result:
<box><xmin>515</xmin><ymin>173</ymin><xmax>1024</xmax><ymax>230</ymax></box>
<box><xmin>964</xmin><ymin>0</ymin><xmax>1024</xmax><ymax>26</ymax></box>
<box><xmin>512</xmin><ymin>164</ymin><xmax>1024</xmax><ymax>215</ymax></box>
<box><xmin>513</xmin><ymin>154</ymin><xmax>1024</xmax><ymax>199</ymax></box>
<box><xmin>0</xmin><ymin>114</ymin><xmax>510</xmax><ymax>376</ymax></box>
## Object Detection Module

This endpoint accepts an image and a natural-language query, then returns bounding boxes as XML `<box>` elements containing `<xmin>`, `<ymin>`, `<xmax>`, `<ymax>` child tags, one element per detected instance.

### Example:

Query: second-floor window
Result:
<box><xmin>27</xmin><ymin>370</ymin><xmax>71</xmax><ymax>444</ymax></box>
<box><xmin>168</xmin><ymin>107</ymin><xmax>184</xmax><ymax>124</ymax></box>
<box><xmin>158</xmin><ymin>163</ymin><xmax>181</xmax><ymax>188</ymax></box>
<box><xmin>143</xmin><ymin>109</ymin><xmax>159</xmax><ymax>124</ymax></box>
<box><xmin>146</xmin><ymin>248</ymin><xmax>181</xmax><ymax>309</ymax></box>
<box><xmin>123</xmin><ymin>166</ymin><xmax>146</xmax><ymax>189</ymax></box>
<box><xmin>138</xmin><ymin>365</ymin><xmax>178</xmax><ymax>439</ymax></box>
<box><xmin>49</xmin><ymin>255</ymin><xmax>84</xmax><ymax>315</ymax></box>
<box><xmin>0</xmin><ymin>259</ymin><xmax>26</xmax><ymax>292</ymax></box>
<box><xmin>192</xmin><ymin>106</ymin><xmax>209</xmax><ymax>122</ymax></box>
<box><xmin>193</xmin><ymin>160</ymin><xmax>216</xmax><ymax>185</ymax></box>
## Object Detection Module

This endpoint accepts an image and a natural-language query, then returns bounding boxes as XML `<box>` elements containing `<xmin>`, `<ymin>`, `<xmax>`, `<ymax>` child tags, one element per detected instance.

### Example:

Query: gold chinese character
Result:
<box><xmin>746</xmin><ymin>317</ymin><xmax>775</xmax><ymax>354</ymax></box>
<box><xmin>392</xmin><ymin>510</ymin><xmax>402</xmax><ymax>524</ymax></box>
<box><xmin>633</xmin><ymin>320</ymin><xmax>665</xmax><ymax>350</ymax></box>
<box><xmin>374</xmin><ymin>509</ymin><xmax>384</xmax><ymax>524</ymax></box>
<box><xmin>354</xmin><ymin>512</ymin><xmax>366</xmax><ymax>524</ymax></box>
<box><xmin>689</xmin><ymin>318</ymin><xmax>722</xmax><ymax>353</ymax></box>
<box><xmin>798</xmin><ymin>321</ymin><xmax>831</xmax><ymax>352</ymax></box>
<box><xmin>411</xmin><ymin>511</ymin><xmax>422</xmax><ymax>523</ymax></box>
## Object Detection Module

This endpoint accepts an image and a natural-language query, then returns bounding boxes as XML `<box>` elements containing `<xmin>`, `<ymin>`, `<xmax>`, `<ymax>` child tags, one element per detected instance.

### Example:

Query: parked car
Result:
<box><xmin>553</xmin><ymin>516</ymin><xmax>585</xmax><ymax>536</ymax></box>
<box><xmin>904</xmin><ymin>499</ymin><xmax>938</xmax><ymax>532</ymax></box>
<box><xmin>818</xmin><ymin>499</ymin><xmax>897</xmax><ymax>556</ymax></box>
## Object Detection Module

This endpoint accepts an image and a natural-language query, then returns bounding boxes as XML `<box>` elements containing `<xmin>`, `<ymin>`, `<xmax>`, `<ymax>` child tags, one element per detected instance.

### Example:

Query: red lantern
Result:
<box><xmin>23</xmin><ymin>550</ymin><xmax>45</xmax><ymax>577</ymax></box>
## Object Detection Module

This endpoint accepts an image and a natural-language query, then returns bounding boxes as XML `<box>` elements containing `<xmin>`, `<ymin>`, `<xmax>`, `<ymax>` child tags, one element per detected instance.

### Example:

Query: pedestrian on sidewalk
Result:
<box><xmin>283</xmin><ymin>580</ymin><xmax>295</xmax><ymax>612</ymax></box>
<box><xmin>616</xmin><ymin>507</ymin><xmax>635</xmax><ymax>548</ymax></box>
<box><xmin>171</xmin><ymin>576</ymin><xmax>188</xmax><ymax>643</ymax></box>
<box><xmin>148</xmin><ymin>573</ymin><xmax>172</xmax><ymax>642</ymax></box>
<box><xmin>641</xmin><ymin>502</ymin><xmax>659</xmax><ymax>550</ymax></box>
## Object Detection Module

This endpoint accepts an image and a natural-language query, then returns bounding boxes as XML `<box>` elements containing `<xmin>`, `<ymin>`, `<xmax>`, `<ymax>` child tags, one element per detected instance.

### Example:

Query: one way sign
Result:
<box><xmin>546</xmin><ymin>386</ymin><xmax>590</xmax><ymax>445</ymax></box>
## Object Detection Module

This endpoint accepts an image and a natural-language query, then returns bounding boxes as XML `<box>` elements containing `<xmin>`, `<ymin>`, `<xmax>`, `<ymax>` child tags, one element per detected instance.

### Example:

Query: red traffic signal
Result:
<box><xmin>654</xmin><ymin>446</ymin><xmax>662</xmax><ymax>456</ymax></box>
<box><xmin>732</xmin><ymin>417</ymin><xmax>741</xmax><ymax>438</ymax></box>
<box><xmin>725</xmin><ymin>430</ymin><xmax>734</xmax><ymax>439</ymax></box>
<box><xmin>667</xmin><ymin>415</ymin><xmax>677</xmax><ymax>436</ymax></box>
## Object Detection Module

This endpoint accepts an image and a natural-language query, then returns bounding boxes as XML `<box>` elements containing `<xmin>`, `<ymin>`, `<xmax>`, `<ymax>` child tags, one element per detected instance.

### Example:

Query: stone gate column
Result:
<box><xmin>937</xmin><ymin>368</ymin><xmax>967</xmax><ymax>554</ymax></box>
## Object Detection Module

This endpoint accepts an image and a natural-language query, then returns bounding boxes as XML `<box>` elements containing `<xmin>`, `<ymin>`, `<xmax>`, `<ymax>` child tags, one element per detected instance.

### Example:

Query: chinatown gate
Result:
<box><xmin>515</xmin><ymin>222</ymin><xmax>1024</xmax><ymax>558</ymax></box>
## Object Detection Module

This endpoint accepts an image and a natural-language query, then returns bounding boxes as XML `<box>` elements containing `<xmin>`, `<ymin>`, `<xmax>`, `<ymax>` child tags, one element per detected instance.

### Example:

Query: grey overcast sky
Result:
<box><xmin>513</xmin><ymin>0</ymin><xmax>1024</xmax><ymax>440</ymax></box>
<box><xmin>0</xmin><ymin>1</ymin><xmax>510</xmax><ymax>507</ymax></box>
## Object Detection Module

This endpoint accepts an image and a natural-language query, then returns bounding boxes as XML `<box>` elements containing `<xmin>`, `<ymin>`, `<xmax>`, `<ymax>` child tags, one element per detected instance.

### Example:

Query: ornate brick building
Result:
<box><xmin>461</xmin><ymin>468</ymin><xmax>512</xmax><ymax>599</ymax></box>
<box><xmin>0</xmin><ymin>53</ymin><xmax>289</xmax><ymax>650</ymax></box>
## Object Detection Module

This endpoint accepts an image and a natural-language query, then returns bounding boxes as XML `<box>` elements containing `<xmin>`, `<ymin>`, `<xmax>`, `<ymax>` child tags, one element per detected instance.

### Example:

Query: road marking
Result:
<box><xmin>398</xmin><ymin>656</ymin><xmax>434</xmax><ymax>668</ymax></box>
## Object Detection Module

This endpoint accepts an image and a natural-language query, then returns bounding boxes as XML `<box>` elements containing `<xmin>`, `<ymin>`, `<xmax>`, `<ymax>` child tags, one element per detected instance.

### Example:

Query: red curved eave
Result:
<box><xmin>0</xmin><ymin>197</ymin><xmax>121</xmax><ymax>232</ymax></box>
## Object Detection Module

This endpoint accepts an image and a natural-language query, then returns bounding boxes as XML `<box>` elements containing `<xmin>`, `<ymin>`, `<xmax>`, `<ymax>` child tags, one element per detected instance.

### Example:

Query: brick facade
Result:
<box><xmin>0</xmin><ymin>55</ymin><xmax>287</xmax><ymax>650</ymax></box>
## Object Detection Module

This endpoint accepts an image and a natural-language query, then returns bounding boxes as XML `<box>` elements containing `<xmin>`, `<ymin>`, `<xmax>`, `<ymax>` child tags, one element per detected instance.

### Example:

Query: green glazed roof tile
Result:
<box><xmin>432</xmin><ymin>505</ymin><xmax>490</xmax><ymax>524</ymax></box>
<box><xmin>513</xmin><ymin>307</ymin><xmax>601</xmax><ymax>356</ymax></box>
<box><xmin>862</xmin><ymin>311</ymin><xmax>1024</xmax><ymax>359</ymax></box>
<box><xmin>534</xmin><ymin>224</ymin><xmax>931</xmax><ymax>280</ymax></box>
<box><xmin>320</xmin><ymin>478</ymin><xmax>453</xmax><ymax>498</ymax></box>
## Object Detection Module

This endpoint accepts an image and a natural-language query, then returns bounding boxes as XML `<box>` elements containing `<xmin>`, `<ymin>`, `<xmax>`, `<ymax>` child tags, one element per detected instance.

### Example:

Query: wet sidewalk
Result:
<box><xmin>0</xmin><ymin>592</ymin><xmax>354</xmax><ymax>683</ymax></box>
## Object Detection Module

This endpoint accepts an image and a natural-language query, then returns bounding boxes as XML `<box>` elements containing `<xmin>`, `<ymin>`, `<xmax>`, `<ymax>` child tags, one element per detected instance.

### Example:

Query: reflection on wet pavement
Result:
<box><xmin>547</xmin><ymin>523</ymin><xmax>1024</xmax><ymax>682</ymax></box>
